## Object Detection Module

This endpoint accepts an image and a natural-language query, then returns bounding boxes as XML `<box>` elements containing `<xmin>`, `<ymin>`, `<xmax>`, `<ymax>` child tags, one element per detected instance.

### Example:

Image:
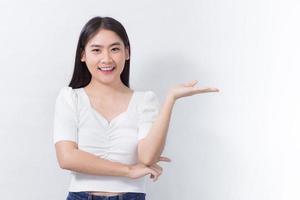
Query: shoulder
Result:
<box><xmin>55</xmin><ymin>86</ymin><xmax>78</xmax><ymax>106</ymax></box>
<box><xmin>136</xmin><ymin>90</ymin><xmax>158</xmax><ymax>98</ymax></box>
<box><xmin>134</xmin><ymin>90</ymin><xmax>159</xmax><ymax>102</ymax></box>
<box><xmin>144</xmin><ymin>90</ymin><xmax>159</xmax><ymax>99</ymax></box>
<box><xmin>137</xmin><ymin>90</ymin><xmax>160</xmax><ymax>110</ymax></box>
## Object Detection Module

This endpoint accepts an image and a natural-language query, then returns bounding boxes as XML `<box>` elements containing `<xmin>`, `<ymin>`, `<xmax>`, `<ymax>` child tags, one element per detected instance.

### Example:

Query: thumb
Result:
<box><xmin>183</xmin><ymin>80</ymin><xmax>198</xmax><ymax>87</ymax></box>
<box><xmin>147</xmin><ymin>167</ymin><xmax>158</xmax><ymax>179</ymax></box>
<box><xmin>158</xmin><ymin>156</ymin><xmax>172</xmax><ymax>162</ymax></box>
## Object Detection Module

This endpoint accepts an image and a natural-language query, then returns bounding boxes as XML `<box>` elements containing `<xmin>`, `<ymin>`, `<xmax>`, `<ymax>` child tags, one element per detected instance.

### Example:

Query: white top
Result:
<box><xmin>53</xmin><ymin>86</ymin><xmax>160</xmax><ymax>193</ymax></box>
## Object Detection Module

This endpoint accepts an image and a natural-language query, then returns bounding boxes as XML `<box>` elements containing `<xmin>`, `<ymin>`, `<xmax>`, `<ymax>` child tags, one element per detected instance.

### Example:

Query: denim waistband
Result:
<box><xmin>67</xmin><ymin>191</ymin><xmax>146</xmax><ymax>200</ymax></box>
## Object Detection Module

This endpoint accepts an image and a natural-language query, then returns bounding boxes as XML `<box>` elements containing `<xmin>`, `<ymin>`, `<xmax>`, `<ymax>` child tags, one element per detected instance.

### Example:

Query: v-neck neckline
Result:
<box><xmin>80</xmin><ymin>87</ymin><xmax>136</xmax><ymax>127</ymax></box>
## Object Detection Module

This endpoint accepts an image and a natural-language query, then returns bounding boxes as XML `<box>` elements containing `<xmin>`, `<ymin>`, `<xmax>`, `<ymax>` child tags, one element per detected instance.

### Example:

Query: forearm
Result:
<box><xmin>138</xmin><ymin>94</ymin><xmax>175</xmax><ymax>166</ymax></box>
<box><xmin>62</xmin><ymin>149</ymin><xmax>130</xmax><ymax>177</ymax></box>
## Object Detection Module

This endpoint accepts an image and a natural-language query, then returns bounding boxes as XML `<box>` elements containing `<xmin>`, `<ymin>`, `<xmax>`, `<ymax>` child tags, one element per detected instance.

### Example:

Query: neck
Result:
<box><xmin>85</xmin><ymin>77</ymin><xmax>128</xmax><ymax>97</ymax></box>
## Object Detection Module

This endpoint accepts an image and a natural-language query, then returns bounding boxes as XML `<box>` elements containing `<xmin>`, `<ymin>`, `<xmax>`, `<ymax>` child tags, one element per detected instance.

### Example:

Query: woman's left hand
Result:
<box><xmin>167</xmin><ymin>80</ymin><xmax>219</xmax><ymax>101</ymax></box>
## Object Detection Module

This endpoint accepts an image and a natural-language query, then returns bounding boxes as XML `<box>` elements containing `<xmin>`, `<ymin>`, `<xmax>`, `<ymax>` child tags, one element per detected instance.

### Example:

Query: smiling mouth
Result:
<box><xmin>97</xmin><ymin>66</ymin><xmax>116</xmax><ymax>72</ymax></box>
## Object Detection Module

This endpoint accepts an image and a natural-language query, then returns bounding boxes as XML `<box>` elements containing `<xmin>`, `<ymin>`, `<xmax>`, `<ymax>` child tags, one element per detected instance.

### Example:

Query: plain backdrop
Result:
<box><xmin>0</xmin><ymin>0</ymin><xmax>299</xmax><ymax>199</ymax></box>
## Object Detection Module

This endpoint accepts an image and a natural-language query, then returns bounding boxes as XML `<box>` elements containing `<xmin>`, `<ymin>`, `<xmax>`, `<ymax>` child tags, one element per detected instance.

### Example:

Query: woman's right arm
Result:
<box><xmin>55</xmin><ymin>141</ymin><xmax>165</xmax><ymax>181</ymax></box>
<box><xmin>55</xmin><ymin>141</ymin><xmax>130</xmax><ymax>177</ymax></box>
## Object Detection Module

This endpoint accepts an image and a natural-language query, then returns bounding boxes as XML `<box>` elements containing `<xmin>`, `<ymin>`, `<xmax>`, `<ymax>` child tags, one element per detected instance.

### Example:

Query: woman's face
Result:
<box><xmin>81</xmin><ymin>29</ymin><xmax>129</xmax><ymax>86</ymax></box>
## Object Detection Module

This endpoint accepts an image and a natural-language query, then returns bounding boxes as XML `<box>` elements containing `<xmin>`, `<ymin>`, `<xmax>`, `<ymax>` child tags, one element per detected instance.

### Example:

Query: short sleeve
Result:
<box><xmin>53</xmin><ymin>86</ymin><xmax>78</xmax><ymax>144</ymax></box>
<box><xmin>137</xmin><ymin>91</ymin><xmax>161</xmax><ymax>141</ymax></box>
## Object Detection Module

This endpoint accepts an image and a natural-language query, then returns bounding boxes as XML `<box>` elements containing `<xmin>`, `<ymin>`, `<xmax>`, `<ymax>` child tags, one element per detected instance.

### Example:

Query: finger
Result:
<box><xmin>149</xmin><ymin>165</ymin><xmax>162</xmax><ymax>182</ymax></box>
<box><xmin>148</xmin><ymin>167</ymin><xmax>159</xmax><ymax>177</ymax></box>
<box><xmin>194</xmin><ymin>87</ymin><xmax>219</xmax><ymax>93</ymax></box>
<box><xmin>152</xmin><ymin>163</ymin><xmax>163</xmax><ymax>172</ymax></box>
<box><xmin>150</xmin><ymin>164</ymin><xmax>163</xmax><ymax>173</ymax></box>
<box><xmin>150</xmin><ymin>173</ymin><xmax>158</xmax><ymax>182</ymax></box>
<box><xmin>148</xmin><ymin>168</ymin><xmax>159</xmax><ymax>181</ymax></box>
<box><xmin>183</xmin><ymin>80</ymin><xmax>198</xmax><ymax>87</ymax></box>
<box><xmin>154</xmin><ymin>163</ymin><xmax>163</xmax><ymax>171</ymax></box>
<box><xmin>149</xmin><ymin>165</ymin><xmax>162</xmax><ymax>175</ymax></box>
<box><xmin>155</xmin><ymin>168</ymin><xmax>163</xmax><ymax>182</ymax></box>
<box><xmin>154</xmin><ymin>173</ymin><xmax>160</xmax><ymax>182</ymax></box>
<box><xmin>158</xmin><ymin>156</ymin><xmax>172</xmax><ymax>162</ymax></box>
<box><xmin>152</xmin><ymin>165</ymin><xmax>163</xmax><ymax>180</ymax></box>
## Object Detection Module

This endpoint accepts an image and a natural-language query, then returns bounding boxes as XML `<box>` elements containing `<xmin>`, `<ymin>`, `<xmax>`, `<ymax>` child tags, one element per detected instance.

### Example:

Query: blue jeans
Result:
<box><xmin>66</xmin><ymin>191</ymin><xmax>146</xmax><ymax>200</ymax></box>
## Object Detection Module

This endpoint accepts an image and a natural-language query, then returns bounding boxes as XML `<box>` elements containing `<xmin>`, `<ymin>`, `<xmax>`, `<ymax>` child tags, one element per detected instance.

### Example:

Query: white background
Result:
<box><xmin>0</xmin><ymin>0</ymin><xmax>299</xmax><ymax>199</ymax></box>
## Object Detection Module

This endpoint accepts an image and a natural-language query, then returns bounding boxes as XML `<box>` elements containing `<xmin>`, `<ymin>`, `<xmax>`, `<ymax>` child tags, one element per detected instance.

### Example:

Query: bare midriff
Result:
<box><xmin>89</xmin><ymin>191</ymin><xmax>126</xmax><ymax>196</ymax></box>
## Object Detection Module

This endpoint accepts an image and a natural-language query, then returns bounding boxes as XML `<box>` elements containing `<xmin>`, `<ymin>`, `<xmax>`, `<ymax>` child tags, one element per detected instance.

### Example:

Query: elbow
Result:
<box><xmin>56</xmin><ymin>151</ymin><xmax>73</xmax><ymax>170</ymax></box>
<box><xmin>138</xmin><ymin>155</ymin><xmax>156</xmax><ymax>166</ymax></box>
<box><xmin>55</xmin><ymin>141</ymin><xmax>78</xmax><ymax>170</ymax></box>
<box><xmin>57</xmin><ymin>155</ymin><xmax>69</xmax><ymax>169</ymax></box>
<box><xmin>138</xmin><ymin>159</ymin><xmax>152</xmax><ymax>166</ymax></box>
<box><xmin>58</xmin><ymin>159</ymin><xmax>69</xmax><ymax>170</ymax></box>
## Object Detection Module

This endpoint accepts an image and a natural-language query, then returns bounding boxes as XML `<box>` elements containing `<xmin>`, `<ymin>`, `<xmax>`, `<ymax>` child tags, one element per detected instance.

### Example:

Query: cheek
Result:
<box><xmin>85</xmin><ymin>55</ymin><xmax>99</xmax><ymax>66</ymax></box>
<box><xmin>114</xmin><ymin>54</ymin><xmax>126</xmax><ymax>64</ymax></box>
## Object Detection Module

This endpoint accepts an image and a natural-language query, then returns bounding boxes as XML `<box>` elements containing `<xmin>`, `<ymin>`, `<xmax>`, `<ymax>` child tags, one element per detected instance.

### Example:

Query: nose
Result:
<box><xmin>100</xmin><ymin>50</ymin><xmax>113</xmax><ymax>64</ymax></box>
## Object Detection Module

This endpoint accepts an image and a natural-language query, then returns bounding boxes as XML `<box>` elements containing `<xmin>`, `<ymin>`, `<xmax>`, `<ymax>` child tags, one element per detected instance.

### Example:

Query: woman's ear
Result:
<box><xmin>81</xmin><ymin>50</ymin><xmax>86</xmax><ymax>62</ymax></box>
<box><xmin>125</xmin><ymin>47</ymin><xmax>130</xmax><ymax>60</ymax></box>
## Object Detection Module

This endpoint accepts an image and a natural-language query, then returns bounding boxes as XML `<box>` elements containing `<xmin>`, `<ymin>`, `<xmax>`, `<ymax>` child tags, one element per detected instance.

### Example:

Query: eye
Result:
<box><xmin>112</xmin><ymin>47</ymin><xmax>120</xmax><ymax>52</ymax></box>
<box><xmin>92</xmin><ymin>49</ymin><xmax>100</xmax><ymax>52</ymax></box>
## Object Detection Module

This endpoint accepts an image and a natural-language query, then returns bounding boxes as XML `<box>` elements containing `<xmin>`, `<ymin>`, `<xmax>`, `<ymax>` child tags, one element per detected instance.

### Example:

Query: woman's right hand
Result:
<box><xmin>127</xmin><ymin>156</ymin><xmax>171</xmax><ymax>182</ymax></box>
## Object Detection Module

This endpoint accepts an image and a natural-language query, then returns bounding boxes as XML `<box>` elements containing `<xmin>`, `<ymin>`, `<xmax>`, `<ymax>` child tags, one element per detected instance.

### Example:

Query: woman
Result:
<box><xmin>53</xmin><ymin>16</ymin><xmax>219</xmax><ymax>200</ymax></box>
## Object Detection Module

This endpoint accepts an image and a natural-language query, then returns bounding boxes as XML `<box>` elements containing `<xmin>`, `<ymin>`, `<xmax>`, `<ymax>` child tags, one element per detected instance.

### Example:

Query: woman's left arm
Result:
<box><xmin>138</xmin><ymin>80</ymin><xmax>219</xmax><ymax>166</ymax></box>
<box><xmin>137</xmin><ymin>93</ymin><xmax>175</xmax><ymax>166</ymax></box>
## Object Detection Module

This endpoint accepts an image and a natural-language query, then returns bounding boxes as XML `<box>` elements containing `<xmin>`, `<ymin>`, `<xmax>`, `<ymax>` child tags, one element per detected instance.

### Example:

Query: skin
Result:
<box><xmin>55</xmin><ymin>28</ymin><xmax>219</xmax><ymax>197</ymax></box>
<box><xmin>81</xmin><ymin>29</ymin><xmax>131</xmax><ymax>97</ymax></box>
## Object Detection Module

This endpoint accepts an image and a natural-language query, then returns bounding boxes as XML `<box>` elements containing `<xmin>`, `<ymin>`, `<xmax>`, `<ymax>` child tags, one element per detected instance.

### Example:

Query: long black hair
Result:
<box><xmin>68</xmin><ymin>16</ymin><xmax>131</xmax><ymax>89</ymax></box>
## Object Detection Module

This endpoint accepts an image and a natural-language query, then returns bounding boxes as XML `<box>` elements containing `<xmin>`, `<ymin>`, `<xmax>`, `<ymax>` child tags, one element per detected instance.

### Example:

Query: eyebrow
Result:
<box><xmin>89</xmin><ymin>42</ymin><xmax>121</xmax><ymax>48</ymax></box>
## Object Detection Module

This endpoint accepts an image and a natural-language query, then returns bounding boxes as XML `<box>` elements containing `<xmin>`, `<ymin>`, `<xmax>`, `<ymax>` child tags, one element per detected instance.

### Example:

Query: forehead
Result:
<box><xmin>86</xmin><ymin>29</ymin><xmax>123</xmax><ymax>47</ymax></box>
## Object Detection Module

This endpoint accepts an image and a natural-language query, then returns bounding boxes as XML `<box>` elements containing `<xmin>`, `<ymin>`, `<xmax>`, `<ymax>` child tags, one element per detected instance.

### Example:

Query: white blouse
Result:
<box><xmin>53</xmin><ymin>86</ymin><xmax>160</xmax><ymax>193</ymax></box>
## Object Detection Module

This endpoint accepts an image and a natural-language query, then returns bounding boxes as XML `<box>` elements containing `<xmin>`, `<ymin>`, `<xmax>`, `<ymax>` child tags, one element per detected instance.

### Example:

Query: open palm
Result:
<box><xmin>169</xmin><ymin>80</ymin><xmax>219</xmax><ymax>100</ymax></box>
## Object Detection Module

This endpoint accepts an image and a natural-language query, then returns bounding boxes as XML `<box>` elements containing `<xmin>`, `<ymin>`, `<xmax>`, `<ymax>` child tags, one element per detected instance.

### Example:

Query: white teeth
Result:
<box><xmin>98</xmin><ymin>66</ymin><xmax>115</xmax><ymax>71</ymax></box>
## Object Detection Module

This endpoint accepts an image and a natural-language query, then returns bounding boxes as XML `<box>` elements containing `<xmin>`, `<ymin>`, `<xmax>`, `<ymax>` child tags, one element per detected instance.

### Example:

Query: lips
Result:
<box><xmin>97</xmin><ymin>66</ymin><xmax>116</xmax><ymax>71</ymax></box>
